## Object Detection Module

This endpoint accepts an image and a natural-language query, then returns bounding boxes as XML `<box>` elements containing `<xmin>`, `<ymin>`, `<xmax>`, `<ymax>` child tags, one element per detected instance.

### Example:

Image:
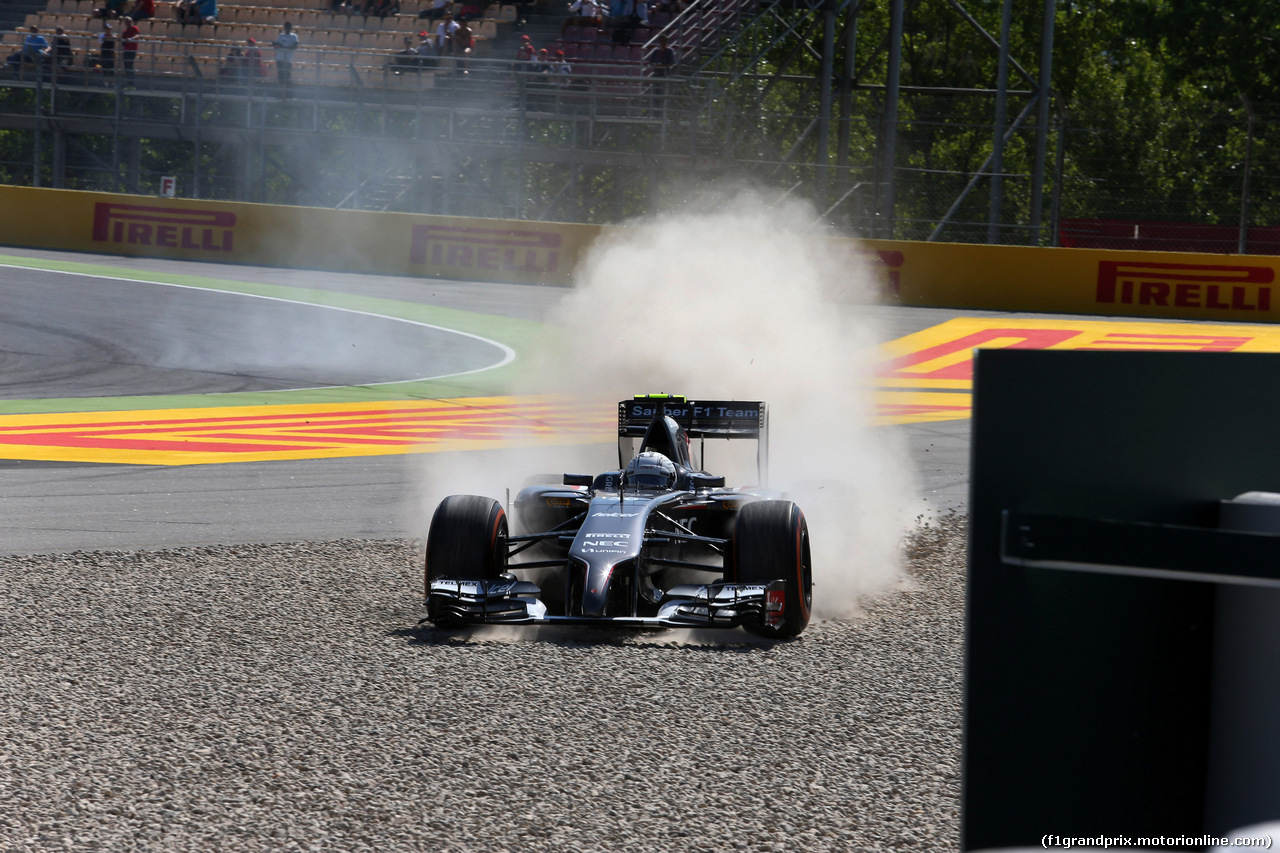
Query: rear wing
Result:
<box><xmin>618</xmin><ymin>395</ymin><xmax>770</xmax><ymax>483</ymax></box>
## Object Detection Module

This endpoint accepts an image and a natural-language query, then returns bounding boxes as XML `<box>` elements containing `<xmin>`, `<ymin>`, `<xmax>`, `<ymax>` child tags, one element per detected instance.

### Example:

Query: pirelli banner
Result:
<box><xmin>0</xmin><ymin>185</ymin><xmax>598</xmax><ymax>285</ymax></box>
<box><xmin>856</xmin><ymin>238</ymin><xmax>1280</xmax><ymax>323</ymax></box>
<box><xmin>2</xmin><ymin>185</ymin><xmax>1278</xmax><ymax>323</ymax></box>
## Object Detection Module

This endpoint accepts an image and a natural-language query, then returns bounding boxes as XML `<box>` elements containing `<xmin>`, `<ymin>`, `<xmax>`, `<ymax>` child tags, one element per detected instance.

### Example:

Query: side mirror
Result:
<box><xmin>688</xmin><ymin>473</ymin><xmax>726</xmax><ymax>489</ymax></box>
<box><xmin>563</xmin><ymin>473</ymin><xmax>594</xmax><ymax>487</ymax></box>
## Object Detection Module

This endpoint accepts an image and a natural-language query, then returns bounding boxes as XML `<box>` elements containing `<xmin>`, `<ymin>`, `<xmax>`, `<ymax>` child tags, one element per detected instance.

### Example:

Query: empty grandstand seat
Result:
<box><xmin>581</xmin><ymin>25</ymin><xmax>597</xmax><ymax>41</ymax></box>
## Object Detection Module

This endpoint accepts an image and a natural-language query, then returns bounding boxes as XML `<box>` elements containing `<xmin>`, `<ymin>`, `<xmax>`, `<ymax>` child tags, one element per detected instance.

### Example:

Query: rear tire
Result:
<box><xmin>730</xmin><ymin>500</ymin><xmax>812</xmax><ymax>638</ymax></box>
<box><xmin>424</xmin><ymin>495</ymin><xmax>508</xmax><ymax>597</ymax></box>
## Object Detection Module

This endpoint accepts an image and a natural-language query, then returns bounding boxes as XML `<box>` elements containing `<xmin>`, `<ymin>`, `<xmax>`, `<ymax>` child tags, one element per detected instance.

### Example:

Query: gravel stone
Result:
<box><xmin>0</xmin><ymin>516</ymin><xmax>966</xmax><ymax>852</ymax></box>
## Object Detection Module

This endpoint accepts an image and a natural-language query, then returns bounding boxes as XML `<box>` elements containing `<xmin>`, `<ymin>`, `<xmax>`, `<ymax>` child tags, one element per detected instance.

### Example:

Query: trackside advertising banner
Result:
<box><xmin>0</xmin><ymin>185</ymin><xmax>600</xmax><ymax>286</ymax></box>
<box><xmin>854</xmin><ymin>238</ymin><xmax>1280</xmax><ymax>323</ymax></box>
<box><xmin>2</xmin><ymin>185</ymin><xmax>1279</xmax><ymax>323</ymax></box>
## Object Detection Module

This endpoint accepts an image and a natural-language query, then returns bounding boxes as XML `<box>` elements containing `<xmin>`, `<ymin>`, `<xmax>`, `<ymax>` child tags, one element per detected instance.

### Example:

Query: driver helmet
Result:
<box><xmin>624</xmin><ymin>451</ymin><xmax>677</xmax><ymax>490</ymax></box>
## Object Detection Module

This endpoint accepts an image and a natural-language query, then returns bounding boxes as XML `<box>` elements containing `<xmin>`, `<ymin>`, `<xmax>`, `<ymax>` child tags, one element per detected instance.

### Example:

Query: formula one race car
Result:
<box><xmin>423</xmin><ymin>395</ymin><xmax>813</xmax><ymax>638</ymax></box>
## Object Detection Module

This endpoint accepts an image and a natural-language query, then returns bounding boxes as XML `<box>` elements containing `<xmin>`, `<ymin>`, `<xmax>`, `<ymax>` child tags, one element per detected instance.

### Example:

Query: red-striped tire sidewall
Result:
<box><xmin>731</xmin><ymin>499</ymin><xmax>812</xmax><ymax>638</ymax></box>
<box><xmin>424</xmin><ymin>495</ymin><xmax>508</xmax><ymax>597</ymax></box>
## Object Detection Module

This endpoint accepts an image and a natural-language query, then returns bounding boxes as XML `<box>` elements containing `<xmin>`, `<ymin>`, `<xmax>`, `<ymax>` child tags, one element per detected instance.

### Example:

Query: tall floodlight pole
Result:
<box><xmin>877</xmin><ymin>0</ymin><xmax>904</xmax><ymax>238</ymax></box>
<box><xmin>837</xmin><ymin>6</ymin><xmax>857</xmax><ymax>176</ymax></box>
<box><xmin>988</xmin><ymin>0</ymin><xmax>1013</xmax><ymax>243</ymax></box>
<box><xmin>1029</xmin><ymin>0</ymin><xmax>1056</xmax><ymax>245</ymax></box>
<box><xmin>1239</xmin><ymin>97</ymin><xmax>1255</xmax><ymax>255</ymax></box>
<box><xmin>817</xmin><ymin>0</ymin><xmax>836</xmax><ymax>204</ymax></box>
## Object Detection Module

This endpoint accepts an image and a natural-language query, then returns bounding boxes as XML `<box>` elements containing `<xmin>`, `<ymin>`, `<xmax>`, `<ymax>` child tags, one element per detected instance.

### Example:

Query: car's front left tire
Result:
<box><xmin>424</xmin><ymin>494</ymin><xmax>508</xmax><ymax>596</ymax></box>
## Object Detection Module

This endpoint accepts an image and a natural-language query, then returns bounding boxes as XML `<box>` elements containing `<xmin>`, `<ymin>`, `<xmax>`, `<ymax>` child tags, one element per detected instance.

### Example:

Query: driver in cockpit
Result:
<box><xmin>623</xmin><ymin>450</ymin><xmax>678</xmax><ymax>490</ymax></box>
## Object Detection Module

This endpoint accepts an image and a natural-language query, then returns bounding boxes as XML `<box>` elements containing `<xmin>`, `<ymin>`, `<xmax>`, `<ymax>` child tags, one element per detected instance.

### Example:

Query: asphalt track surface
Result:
<box><xmin>0</xmin><ymin>247</ymin><xmax>979</xmax><ymax>554</ymax></box>
<box><xmin>0</xmin><ymin>272</ymin><xmax>501</xmax><ymax>397</ymax></box>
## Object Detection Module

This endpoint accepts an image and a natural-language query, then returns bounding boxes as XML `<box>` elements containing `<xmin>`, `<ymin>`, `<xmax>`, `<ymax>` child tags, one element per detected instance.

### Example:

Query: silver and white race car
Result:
<box><xmin>423</xmin><ymin>395</ymin><xmax>812</xmax><ymax>638</ymax></box>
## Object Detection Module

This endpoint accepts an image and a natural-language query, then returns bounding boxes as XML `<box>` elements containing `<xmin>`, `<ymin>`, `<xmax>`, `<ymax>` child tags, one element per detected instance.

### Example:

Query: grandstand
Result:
<box><xmin>0</xmin><ymin>0</ymin><xmax>933</xmax><ymax>235</ymax></box>
<box><xmin>0</xmin><ymin>0</ymin><xmax>749</xmax><ymax>91</ymax></box>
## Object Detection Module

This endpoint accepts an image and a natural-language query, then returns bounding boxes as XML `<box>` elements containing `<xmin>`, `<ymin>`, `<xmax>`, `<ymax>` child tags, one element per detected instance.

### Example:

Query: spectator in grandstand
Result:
<box><xmin>270</xmin><ymin>21</ymin><xmax>298</xmax><ymax>91</ymax></box>
<box><xmin>363</xmin><ymin>0</ymin><xmax>398</xmax><ymax>18</ymax></box>
<box><xmin>389</xmin><ymin>35</ymin><xmax>417</xmax><ymax>72</ymax></box>
<box><xmin>93</xmin><ymin>0</ymin><xmax>127</xmax><ymax>20</ymax></box>
<box><xmin>93</xmin><ymin>20</ymin><xmax>116</xmax><ymax>75</ymax></box>
<box><xmin>196</xmin><ymin>0</ymin><xmax>218</xmax><ymax>25</ymax></box>
<box><xmin>416</xmin><ymin>29</ymin><xmax>439</xmax><ymax>66</ymax></box>
<box><xmin>119</xmin><ymin>16</ymin><xmax>139</xmax><ymax>81</ymax></box>
<box><xmin>126</xmin><ymin>0</ymin><xmax>155</xmax><ymax>22</ymax></box>
<box><xmin>451</xmin><ymin>17</ymin><xmax>473</xmax><ymax>72</ymax></box>
<box><xmin>175</xmin><ymin>0</ymin><xmax>215</xmax><ymax>24</ymax></box>
<box><xmin>22</xmin><ymin>26</ymin><xmax>51</xmax><ymax>63</ymax></box>
<box><xmin>514</xmin><ymin>33</ymin><xmax>534</xmax><ymax>64</ymax></box>
<box><xmin>245</xmin><ymin>37</ymin><xmax>267</xmax><ymax>77</ymax></box>
<box><xmin>645</xmin><ymin>33</ymin><xmax>674</xmax><ymax>75</ymax></box>
<box><xmin>551</xmin><ymin>47</ymin><xmax>571</xmax><ymax>80</ymax></box>
<box><xmin>513</xmin><ymin>0</ymin><xmax>532</xmax><ymax>27</ymax></box>
<box><xmin>645</xmin><ymin>31</ymin><xmax>674</xmax><ymax>107</ymax></box>
<box><xmin>562</xmin><ymin>0</ymin><xmax>602</xmax><ymax>35</ymax></box>
<box><xmin>52</xmin><ymin>27</ymin><xmax>74</xmax><ymax>68</ymax></box>
<box><xmin>607</xmin><ymin>0</ymin><xmax>644</xmax><ymax>43</ymax></box>
<box><xmin>219</xmin><ymin>45</ymin><xmax>246</xmax><ymax>80</ymax></box>
<box><xmin>434</xmin><ymin>12</ymin><xmax>460</xmax><ymax>54</ymax></box>
<box><xmin>455</xmin><ymin>0</ymin><xmax>481</xmax><ymax>21</ymax></box>
<box><xmin>418</xmin><ymin>0</ymin><xmax>450</xmax><ymax>21</ymax></box>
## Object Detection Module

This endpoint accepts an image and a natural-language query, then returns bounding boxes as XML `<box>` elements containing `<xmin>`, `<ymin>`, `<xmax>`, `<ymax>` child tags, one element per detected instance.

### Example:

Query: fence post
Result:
<box><xmin>1238</xmin><ymin>97</ymin><xmax>1255</xmax><ymax>255</ymax></box>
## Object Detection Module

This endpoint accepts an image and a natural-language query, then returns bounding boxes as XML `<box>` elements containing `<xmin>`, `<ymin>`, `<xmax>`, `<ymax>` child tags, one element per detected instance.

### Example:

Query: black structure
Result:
<box><xmin>964</xmin><ymin>349</ymin><xmax>1280</xmax><ymax>850</ymax></box>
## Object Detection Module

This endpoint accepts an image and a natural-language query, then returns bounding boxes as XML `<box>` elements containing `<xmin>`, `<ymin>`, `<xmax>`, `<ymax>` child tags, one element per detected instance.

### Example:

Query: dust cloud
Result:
<box><xmin>411</xmin><ymin>192</ymin><xmax>919</xmax><ymax>617</ymax></box>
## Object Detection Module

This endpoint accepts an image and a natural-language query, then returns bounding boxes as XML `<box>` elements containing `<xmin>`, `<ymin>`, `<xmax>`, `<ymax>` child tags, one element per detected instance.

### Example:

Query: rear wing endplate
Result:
<box><xmin>618</xmin><ymin>395</ymin><xmax>770</xmax><ymax>484</ymax></box>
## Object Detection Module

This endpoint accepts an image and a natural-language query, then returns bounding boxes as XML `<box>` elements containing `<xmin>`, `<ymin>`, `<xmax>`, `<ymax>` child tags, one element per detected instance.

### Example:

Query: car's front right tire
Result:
<box><xmin>730</xmin><ymin>500</ymin><xmax>813</xmax><ymax>638</ymax></box>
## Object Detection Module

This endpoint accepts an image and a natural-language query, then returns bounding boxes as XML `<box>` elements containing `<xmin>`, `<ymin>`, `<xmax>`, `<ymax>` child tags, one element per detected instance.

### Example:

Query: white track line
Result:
<box><xmin>0</xmin><ymin>264</ymin><xmax>516</xmax><ymax>389</ymax></box>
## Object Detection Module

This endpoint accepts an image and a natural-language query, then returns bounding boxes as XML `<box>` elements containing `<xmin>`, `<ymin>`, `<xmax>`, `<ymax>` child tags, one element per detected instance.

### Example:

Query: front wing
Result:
<box><xmin>425</xmin><ymin>577</ymin><xmax>788</xmax><ymax>631</ymax></box>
